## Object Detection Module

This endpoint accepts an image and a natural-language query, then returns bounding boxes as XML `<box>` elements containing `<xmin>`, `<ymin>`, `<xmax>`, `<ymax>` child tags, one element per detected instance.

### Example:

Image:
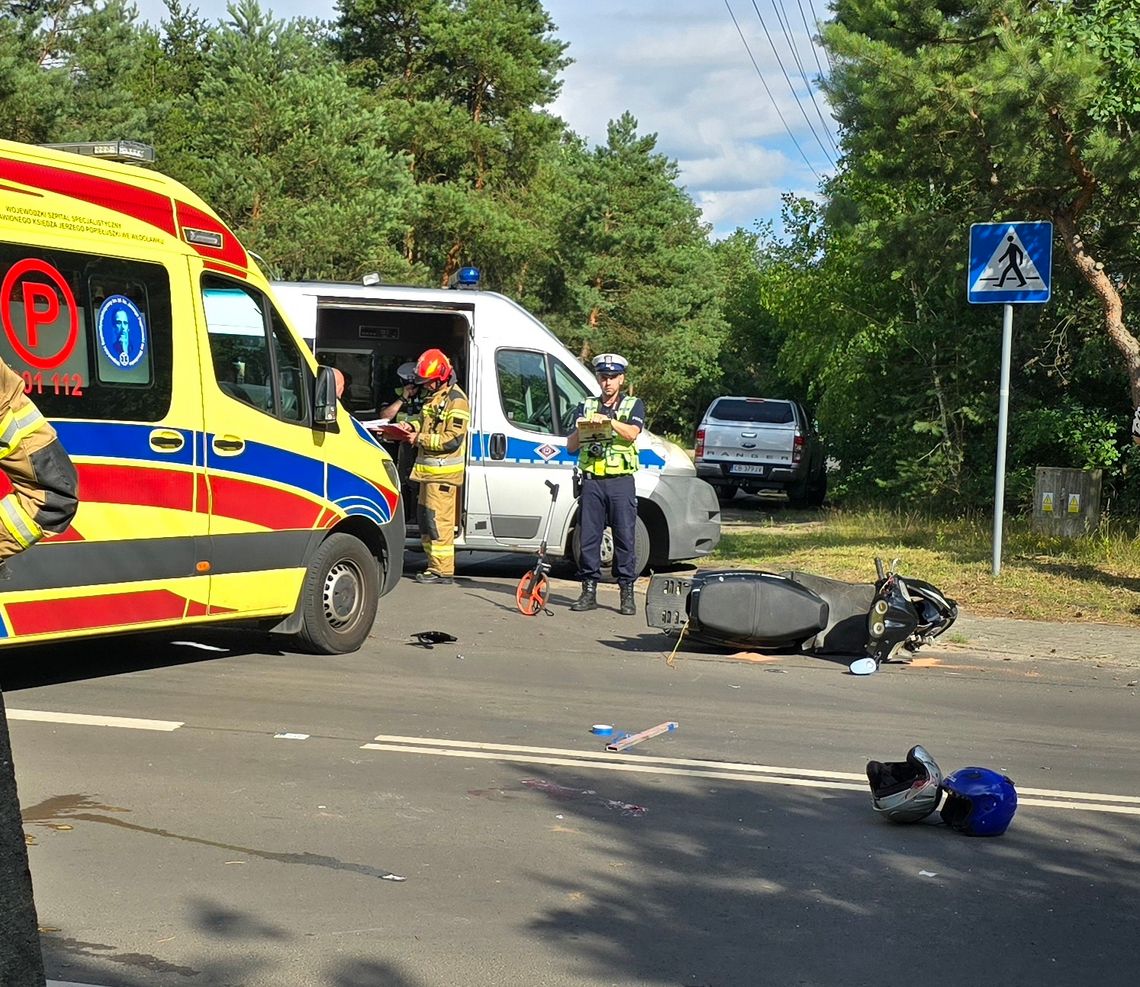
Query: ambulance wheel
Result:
<box><xmin>573</xmin><ymin>515</ymin><xmax>650</xmax><ymax>580</ymax></box>
<box><xmin>298</xmin><ymin>533</ymin><xmax>380</xmax><ymax>654</ymax></box>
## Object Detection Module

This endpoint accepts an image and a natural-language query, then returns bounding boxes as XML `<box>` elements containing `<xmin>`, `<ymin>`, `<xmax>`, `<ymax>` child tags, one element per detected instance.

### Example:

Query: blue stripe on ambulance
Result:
<box><xmin>54</xmin><ymin>421</ymin><xmax>197</xmax><ymax>466</ymax></box>
<box><xmin>51</xmin><ymin>421</ymin><xmax>392</xmax><ymax>523</ymax></box>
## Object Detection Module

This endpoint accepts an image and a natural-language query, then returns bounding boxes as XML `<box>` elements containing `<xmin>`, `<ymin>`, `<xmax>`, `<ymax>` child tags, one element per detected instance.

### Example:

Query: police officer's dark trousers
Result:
<box><xmin>576</xmin><ymin>473</ymin><xmax>638</xmax><ymax>584</ymax></box>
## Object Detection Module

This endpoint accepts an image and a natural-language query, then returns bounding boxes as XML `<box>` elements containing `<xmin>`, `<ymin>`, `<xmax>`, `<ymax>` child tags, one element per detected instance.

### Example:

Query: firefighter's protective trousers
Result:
<box><xmin>410</xmin><ymin>382</ymin><xmax>469</xmax><ymax>577</ymax></box>
<box><xmin>0</xmin><ymin>360</ymin><xmax>79</xmax><ymax>562</ymax></box>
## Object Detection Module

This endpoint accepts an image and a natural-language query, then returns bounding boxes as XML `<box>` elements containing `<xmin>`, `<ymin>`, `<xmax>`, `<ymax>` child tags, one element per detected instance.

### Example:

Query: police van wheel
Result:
<box><xmin>298</xmin><ymin>533</ymin><xmax>380</xmax><ymax>654</ymax></box>
<box><xmin>573</xmin><ymin>516</ymin><xmax>650</xmax><ymax>581</ymax></box>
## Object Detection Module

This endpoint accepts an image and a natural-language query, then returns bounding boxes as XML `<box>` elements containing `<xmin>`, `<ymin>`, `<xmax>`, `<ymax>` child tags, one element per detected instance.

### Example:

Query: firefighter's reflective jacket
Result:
<box><xmin>0</xmin><ymin>359</ymin><xmax>78</xmax><ymax>562</ymax></box>
<box><xmin>408</xmin><ymin>382</ymin><xmax>469</xmax><ymax>486</ymax></box>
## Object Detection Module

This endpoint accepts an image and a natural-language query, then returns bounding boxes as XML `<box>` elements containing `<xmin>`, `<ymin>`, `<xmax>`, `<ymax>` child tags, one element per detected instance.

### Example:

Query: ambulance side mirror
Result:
<box><xmin>313</xmin><ymin>365</ymin><xmax>339</xmax><ymax>431</ymax></box>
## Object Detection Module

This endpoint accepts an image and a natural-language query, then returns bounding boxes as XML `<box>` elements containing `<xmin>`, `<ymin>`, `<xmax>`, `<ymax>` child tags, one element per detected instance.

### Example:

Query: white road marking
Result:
<box><xmin>368</xmin><ymin>733</ymin><xmax>866</xmax><ymax>780</ymax></box>
<box><xmin>274</xmin><ymin>732</ymin><xmax>310</xmax><ymax>740</ymax></box>
<box><xmin>362</xmin><ymin>742</ymin><xmax>856</xmax><ymax>791</ymax></box>
<box><xmin>363</xmin><ymin>734</ymin><xmax>1140</xmax><ymax>817</ymax></box>
<box><xmin>6</xmin><ymin>709</ymin><xmax>183</xmax><ymax>731</ymax></box>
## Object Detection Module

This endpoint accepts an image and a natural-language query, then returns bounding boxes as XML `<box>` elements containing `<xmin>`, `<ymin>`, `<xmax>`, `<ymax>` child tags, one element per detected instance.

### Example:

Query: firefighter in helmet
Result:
<box><xmin>398</xmin><ymin>349</ymin><xmax>469</xmax><ymax>584</ymax></box>
<box><xmin>0</xmin><ymin>358</ymin><xmax>78</xmax><ymax>564</ymax></box>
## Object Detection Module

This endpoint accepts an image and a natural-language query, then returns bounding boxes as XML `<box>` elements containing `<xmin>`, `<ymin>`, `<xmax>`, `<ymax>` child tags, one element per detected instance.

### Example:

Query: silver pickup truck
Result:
<box><xmin>694</xmin><ymin>396</ymin><xmax>827</xmax><ymax>506</ymax></box>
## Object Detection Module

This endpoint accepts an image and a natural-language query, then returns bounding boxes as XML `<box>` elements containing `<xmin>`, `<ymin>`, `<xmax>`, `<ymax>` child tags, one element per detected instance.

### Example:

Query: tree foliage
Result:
<box><xmin>1</xmin><ymin>0</ymin><xmax>1137</xmax><ymax>510</ymax></box>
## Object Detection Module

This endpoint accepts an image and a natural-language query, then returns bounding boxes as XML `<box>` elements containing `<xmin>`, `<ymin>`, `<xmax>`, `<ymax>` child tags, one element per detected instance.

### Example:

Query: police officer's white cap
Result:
<box><xmin>592</xmin><ymin>353</ymin><xmax>629</xmax><ymax>374</ymax></box>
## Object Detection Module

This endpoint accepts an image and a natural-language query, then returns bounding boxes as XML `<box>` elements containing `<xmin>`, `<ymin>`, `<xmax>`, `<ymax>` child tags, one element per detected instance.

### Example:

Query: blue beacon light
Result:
<box><xmin>449</xmin><ymin>266</ymin><xmax>481</xmax><ymax>289</ymax></box>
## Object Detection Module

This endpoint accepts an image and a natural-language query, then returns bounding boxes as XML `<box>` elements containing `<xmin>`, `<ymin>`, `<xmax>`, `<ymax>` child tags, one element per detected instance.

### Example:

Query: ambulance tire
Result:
<box><xmin>573</xmin><ymin>515</ymin><xmax>650</xmax><ymax>581</ymax></box>
<box><xmin>297</xmin><ymin>533</ymin><xmax>380</xmax><ymax>654</ymax></box>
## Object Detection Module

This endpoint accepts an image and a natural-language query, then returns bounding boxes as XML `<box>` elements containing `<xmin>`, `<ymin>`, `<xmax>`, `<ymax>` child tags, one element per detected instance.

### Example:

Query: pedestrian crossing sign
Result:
<box><xmin>968</xmin><ymin>221</ymin><xmax>1053</xmax><ymax>304</ymax></box>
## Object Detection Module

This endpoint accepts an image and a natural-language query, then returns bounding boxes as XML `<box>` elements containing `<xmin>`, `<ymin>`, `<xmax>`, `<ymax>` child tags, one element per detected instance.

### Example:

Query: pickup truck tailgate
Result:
<box><xmin>702</xmin><ymin>419</ymin><xmax>795</xmax><ymax>463</ymax></box>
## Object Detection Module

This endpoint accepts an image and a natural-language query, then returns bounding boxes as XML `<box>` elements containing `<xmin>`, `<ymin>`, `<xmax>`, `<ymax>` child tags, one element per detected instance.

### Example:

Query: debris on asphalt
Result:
<box><xmin>412</xmin><ymin>630</ymin><xmax>458</xmax><ymax>649</ymax></box>
<box><xmin>522</xmin><ymin>778</ymin><xmax>647</xmax><ymax>816</ymax></box>
<box><xmin>606</xmin><ymin>720</ymin><xmax>677</xmax><ymax>752</ymax></box>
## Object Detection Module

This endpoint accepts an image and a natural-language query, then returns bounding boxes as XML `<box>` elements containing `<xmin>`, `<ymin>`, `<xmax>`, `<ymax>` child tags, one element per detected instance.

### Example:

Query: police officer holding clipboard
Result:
<box><xmin>566</xmin><ymin>353</ymin><xmax>646</xmax><ymax>615</ymax></box>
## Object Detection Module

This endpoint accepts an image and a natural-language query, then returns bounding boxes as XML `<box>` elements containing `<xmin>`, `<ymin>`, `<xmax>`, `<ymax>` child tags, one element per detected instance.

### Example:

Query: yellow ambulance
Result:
<box><xmin>0</xmin><ymin>139</ymin><xmax>404</xmax><ymax>653</ymax></box>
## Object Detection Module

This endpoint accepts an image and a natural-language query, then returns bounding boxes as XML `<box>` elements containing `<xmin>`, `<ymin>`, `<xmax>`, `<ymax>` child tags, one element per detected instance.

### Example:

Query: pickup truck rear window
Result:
<box><xmin>708</xmin><ymin>399</ymin><xmax>794</xmax><ymax>424</ymax></box>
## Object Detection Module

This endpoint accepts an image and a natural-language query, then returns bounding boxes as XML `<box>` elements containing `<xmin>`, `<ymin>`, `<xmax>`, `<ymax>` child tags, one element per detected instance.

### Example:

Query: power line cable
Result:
<box><xmin>749</xmin><ymin>0</ymin><xmax>835</xmax><ymax>165</ymax></box>
<box><xmin>773</xmin><ymin>0</ymin><xmax>838</xmax><ymax>155</ymax></box>
<box><xmin>723</xmin><ymin>0</ymin><xmax>821</xmax><ymax>181</ymax></box>
<box><xmin>806</xmin><ymin>0</ymin><xmax>834</xmax><ymax>72</ymax></box>
<box><xmin>797</xmin><ymin>0</ymin><xmax>829</xmax><ymax>80</ymax></box>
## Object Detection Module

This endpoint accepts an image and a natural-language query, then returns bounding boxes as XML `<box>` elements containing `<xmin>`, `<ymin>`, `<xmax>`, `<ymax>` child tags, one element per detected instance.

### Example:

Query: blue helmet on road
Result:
<box><xmin>940</xmin><ymin>767</ymin><xmax>1018</xmax><ymax>836</ymax></box>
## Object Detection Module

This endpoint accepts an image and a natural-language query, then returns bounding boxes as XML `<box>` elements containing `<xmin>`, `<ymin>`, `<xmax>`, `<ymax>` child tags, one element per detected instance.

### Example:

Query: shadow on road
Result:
<box><xmin>0</xmin><ymin>628</ymin><xmax>294</xmax><ymax>692</ymax></box>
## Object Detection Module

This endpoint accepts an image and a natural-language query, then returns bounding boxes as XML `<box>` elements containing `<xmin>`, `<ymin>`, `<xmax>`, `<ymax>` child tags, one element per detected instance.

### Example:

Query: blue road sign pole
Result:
<box><xmin>993</xmin><ymin>303</ymin><xmax>1014</xmax><ymax>577</ymax></box>
<box><xmin>970</xmin><ymin>221</ymin><xmax>1053</xmax><ymax>576</ymax></box>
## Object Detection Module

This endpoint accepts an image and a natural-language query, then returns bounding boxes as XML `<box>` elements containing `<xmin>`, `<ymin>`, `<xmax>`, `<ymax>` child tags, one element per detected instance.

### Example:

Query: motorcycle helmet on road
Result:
<box><xmin>940</xmin><ymin>767</ymin><xmax>1017</xmax><ymax>836</ymax></box>
<box><xmin>866</xmin><ymin>745</ymin><xmax>943</xmax><ymax>823</ymax></box>
<box><xmin>414</xmin><ymin>348</ymin><xmax>452</xmax><ymax>385</ymax></box>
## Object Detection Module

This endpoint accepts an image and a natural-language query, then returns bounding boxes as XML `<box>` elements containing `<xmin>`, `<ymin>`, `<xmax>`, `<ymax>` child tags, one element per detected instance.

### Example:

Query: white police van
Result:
<box><xmin>272</xmin><ymin>270</ymin><xmax>721</xmax><ymax>575</ymax></box>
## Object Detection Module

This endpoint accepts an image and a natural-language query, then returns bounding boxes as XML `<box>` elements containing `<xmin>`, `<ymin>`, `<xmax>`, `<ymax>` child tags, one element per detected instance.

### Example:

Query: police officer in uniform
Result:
<box><xmin>399</xmin><ymin>349</ymin><xmax>469</xmax><ymax>585</ymax></box>
<box><xmin>567</xmin><ymin>353</ymin><xmax>646</xmax><ymax>615</ymax></box>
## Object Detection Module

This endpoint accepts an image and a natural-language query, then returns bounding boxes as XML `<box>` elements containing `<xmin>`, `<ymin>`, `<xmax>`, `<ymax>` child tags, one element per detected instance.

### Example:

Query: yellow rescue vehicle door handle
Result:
<box><xmin>149</xmin><ymin>429</ymin><xmax>185</xmax><ymax>453</ymax></box>
<box><xmin>212</xmin><ymin>435</ymin><xmax>245</xmax><ymax>456</ymax></box>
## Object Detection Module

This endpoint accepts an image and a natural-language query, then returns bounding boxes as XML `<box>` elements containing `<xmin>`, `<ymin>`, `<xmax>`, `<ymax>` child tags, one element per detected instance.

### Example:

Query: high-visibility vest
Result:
<box><xmin>578</xmin><ymin>395</ymin><xmax>639</xmax><ymax>476</ymax></box>
<box><xmin>409</xmin><ymin>383</ymin><xmax>469</xmax><ymax>485</ymax></box>
<box><xmin>0</xmin><ymin>360</ymin><xmax>79</xmax><ymax>561</ymax></box>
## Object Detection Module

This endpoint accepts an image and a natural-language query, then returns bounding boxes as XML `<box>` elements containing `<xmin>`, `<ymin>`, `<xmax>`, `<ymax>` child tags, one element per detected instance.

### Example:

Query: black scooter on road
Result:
<box><xmin>645</xmin><ymin>559</ymin><xmax>958</xmax><ymax>673</ymax></box>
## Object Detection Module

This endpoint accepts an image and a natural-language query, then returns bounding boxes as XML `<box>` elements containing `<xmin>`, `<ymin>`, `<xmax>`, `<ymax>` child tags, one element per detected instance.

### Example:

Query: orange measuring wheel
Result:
<box><xmin>515</xmin><ymin>572</ymin><xmax>549</xmax><ymax>616</ymax></box>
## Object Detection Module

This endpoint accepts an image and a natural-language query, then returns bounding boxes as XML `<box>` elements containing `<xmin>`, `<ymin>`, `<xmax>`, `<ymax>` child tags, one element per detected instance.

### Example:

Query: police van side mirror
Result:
<box><xmin>313</xmin><ymin>365</ymin><xmax>339</xmax><ymax>431</ymax></box>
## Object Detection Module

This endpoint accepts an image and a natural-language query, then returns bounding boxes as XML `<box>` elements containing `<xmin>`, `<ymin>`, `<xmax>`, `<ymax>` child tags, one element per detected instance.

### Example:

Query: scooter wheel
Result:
<box><xmin>515</xmin><ymin>572</ymin><xmax>549</xmax><ymax>616</ymax></box>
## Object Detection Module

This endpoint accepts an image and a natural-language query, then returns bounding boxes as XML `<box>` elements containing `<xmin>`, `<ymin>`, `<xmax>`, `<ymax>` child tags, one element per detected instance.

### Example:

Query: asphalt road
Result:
<box><xmin>3</xmin><ymin>556</ymin><xmax>1139</xmax><ymax>987</ymax></box>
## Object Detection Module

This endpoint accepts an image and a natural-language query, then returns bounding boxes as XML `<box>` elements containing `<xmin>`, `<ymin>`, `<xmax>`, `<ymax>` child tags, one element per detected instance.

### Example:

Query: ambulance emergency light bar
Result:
<box><xmin>40</xmin><ymin>140</ymin><xmax>156</xmax><ymax>165</ymax></box>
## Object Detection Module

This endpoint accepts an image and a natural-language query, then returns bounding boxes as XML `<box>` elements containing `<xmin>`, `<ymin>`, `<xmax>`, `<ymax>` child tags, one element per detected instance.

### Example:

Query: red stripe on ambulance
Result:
<box><xmin>76</xmin><ymin>463</ymin><xmax>194</xmax><ymax>512</ymax></box>
<box><xmin>208</xmin><ymin>475</ymin><xmax>324</xmax><ymax>529</ymax></box>
<box><xmin>6</xmin><ymin>589</ymin><xmax>210</xmax><ymax>635</ymax></box>
<box><xmin>0</xmin><ymin>159</ymin><xmax>177</xmax><ymax>236</ymax></box>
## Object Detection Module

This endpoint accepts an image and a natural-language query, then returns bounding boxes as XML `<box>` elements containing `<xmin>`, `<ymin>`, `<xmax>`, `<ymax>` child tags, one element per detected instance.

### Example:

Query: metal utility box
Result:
<box><xmin>1032</xmin><ymin>467</ymin><xmax>1102</xmax><ymax>537</ymax></box>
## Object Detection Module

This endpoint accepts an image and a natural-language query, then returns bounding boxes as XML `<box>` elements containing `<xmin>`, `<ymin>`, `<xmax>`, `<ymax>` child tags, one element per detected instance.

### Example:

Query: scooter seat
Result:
<box><xmin>692</xmin><ymin>571</ymin><xmax>827</xmax><ymax>645</ymax></box>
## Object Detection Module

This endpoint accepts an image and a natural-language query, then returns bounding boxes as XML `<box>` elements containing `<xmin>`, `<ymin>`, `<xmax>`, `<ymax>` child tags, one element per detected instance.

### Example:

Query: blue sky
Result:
<box><xmin>132</xmin><ymin>0</ymin><xmax>839</xmax><ymax>237</ymax></box>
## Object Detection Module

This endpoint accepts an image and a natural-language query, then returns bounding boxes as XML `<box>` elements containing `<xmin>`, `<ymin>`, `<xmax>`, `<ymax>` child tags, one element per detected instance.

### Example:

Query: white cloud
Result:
<box><xmin>133</xmin><ymin>0</ymin><xmax>838</xmax><ymax>234</ymax></box>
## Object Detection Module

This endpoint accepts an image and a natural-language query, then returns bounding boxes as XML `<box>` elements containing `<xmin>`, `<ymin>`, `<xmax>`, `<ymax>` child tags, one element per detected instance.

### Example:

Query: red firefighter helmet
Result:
<box><xmin>414</xmin><ymin>348</ymin><xmax>452</xmax><ymax>385</ymax></box>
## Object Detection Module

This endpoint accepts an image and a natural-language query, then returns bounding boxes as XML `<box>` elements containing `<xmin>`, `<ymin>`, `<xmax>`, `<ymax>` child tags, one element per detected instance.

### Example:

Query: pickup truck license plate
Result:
<box><xmin>731</xmin><ymin>464</ymin><xmax>765</xmax><ymax>475</ymax></box>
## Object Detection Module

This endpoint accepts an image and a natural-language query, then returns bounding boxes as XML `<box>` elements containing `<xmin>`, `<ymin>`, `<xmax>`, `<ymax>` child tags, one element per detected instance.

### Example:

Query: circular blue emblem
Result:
<box><xmin>97</xmin><ymin>295</ymin><xmax>147</xmax><ymax>369</ymax></box>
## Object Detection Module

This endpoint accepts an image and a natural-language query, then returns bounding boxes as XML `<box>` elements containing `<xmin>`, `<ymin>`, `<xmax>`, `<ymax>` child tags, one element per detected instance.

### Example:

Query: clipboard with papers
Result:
<box><xmin>576</xmin><ymin>417</ymin><xmax>614</xmax><ymax>444</ymax></box>
<box><xmin>368</xmin><ymin>422</ymin><xmax>414</xmax><ymax>442</ymax></box>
